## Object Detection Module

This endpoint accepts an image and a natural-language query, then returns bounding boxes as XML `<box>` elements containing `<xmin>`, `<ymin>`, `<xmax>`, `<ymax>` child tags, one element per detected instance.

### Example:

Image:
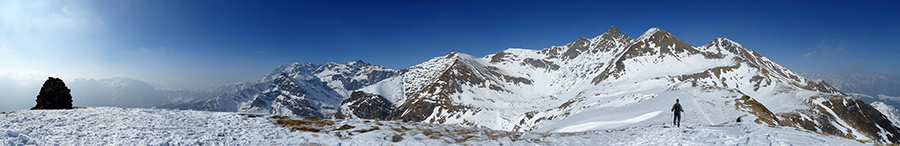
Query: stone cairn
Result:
<box><xmin>31</xmin><ymin>77</ymin><xmax>73</xmax><ymax>110</ymax></box>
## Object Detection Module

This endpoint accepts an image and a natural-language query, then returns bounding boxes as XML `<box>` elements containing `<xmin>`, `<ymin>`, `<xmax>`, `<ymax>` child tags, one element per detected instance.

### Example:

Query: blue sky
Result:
<box><xmin>1</xmin><ymin>0</ymin><xmax>898</xmax><ymax>89</ymax></box>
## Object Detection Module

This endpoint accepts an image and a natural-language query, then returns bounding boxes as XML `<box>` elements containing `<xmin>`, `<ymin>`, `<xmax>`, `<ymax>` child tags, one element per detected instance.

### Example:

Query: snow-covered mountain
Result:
<box><xmin>339</xmin><ymin>26</ymin><xmax>899</xmax><ymax>144</ymax></box>
<box><xmin>801</xmin><ymin>72</ymin><xmax>900</xmax><ymax>96</ymax></box>
<box><xmin>199</xmin><ymin>60</ymin><xmax>398</xmax><ymax>119</ymax></box>
<box><xmin>0</xmin><ymin>76</ymin><xmax>43</xmax><ymax>111</ymax></box>
<box><xmin>64</xmin><ymin>77</ymin><xmax>231</xmax><ymax>109</ymax></box>
<box><xmin>67</xmin><ymin>77</ymin><xmax>168</xmax><ymax>108</ymax></box>
<box><xmin>0</xmin><ymin>76</ymin><xmax>231</xmax><ymax>111</ymax></box>
<box><xmin>802</xmin><ymin>72</ymin><xmax>900</xmax><ymax>110</ymax></box>
<box><xmin>871</xmin><ymin>102</ymin><xmax>900</xmax><ymax>130</ymax></box>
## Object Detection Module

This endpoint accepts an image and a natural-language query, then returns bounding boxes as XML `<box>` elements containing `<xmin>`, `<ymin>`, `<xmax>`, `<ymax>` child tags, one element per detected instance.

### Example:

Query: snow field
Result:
<box><xmin>2</xmin><ymin>107</ymin><xmax>868</xmax><ymax>145</ymax></box>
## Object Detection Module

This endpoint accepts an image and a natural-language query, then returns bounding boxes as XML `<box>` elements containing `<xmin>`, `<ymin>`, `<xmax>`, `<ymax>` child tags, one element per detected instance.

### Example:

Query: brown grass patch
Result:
<box><xmin>336</xmin><ymin>125</ymin><xmax>355</xmax><ymax>131</ymax></box>
<box><xmin>733</xmin><ymin>95</ymin><xmax>779</xmax><ymax>126</ymax></box>
<box><xmin>300</xmin><ymin>142</ymin><xmax>323</xmax><ymax>146</ymax></box>
<box><xmin>269</xmin><ymin>115</ymin><xmax>335</xmax><ymax>132</ymax></box>
<box><xmin>351</xmin><ymin>126</ymin><xmax>379</xmax><ymax>133</ymax></box>
<box><xmin>291</xmin><ymin>127</ymin><xmax>322</xmax><ymax>132</ymax></box>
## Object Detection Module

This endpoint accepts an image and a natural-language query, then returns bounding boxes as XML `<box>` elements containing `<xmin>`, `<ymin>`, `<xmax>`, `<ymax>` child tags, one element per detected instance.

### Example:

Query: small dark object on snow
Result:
<box><xmin>31</xmin><ymin>77</ymin><xmax>73</xmax><ymax>110</ymax></box>
<box><xmin>391</xmin><ymin>134</ymin><xmax>403</xmax><ymax>142</ymax></box>
<box><xmin>736</xmin><ymin>117</ymin><xmax>742</xmax><ymax>122</ymax></box>
<box><xmin>671</xmin><ymin>99</ymin><xmax>683</xmax><ymax>127</ymax></box>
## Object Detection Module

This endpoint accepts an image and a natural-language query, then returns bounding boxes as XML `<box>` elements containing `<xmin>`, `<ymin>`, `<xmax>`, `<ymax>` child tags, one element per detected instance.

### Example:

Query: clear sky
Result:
<box><xmin>1</xmin><ymin>0</ymin><xmax>898</xmax><ymax>89</ymax></box>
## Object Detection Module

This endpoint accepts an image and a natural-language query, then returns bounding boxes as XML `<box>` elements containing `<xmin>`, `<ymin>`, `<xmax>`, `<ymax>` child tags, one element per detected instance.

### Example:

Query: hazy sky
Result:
<box><xmin>1</xmin><ymin>0</ymin><xmax>898</xmax><ymax>89</ymax></box>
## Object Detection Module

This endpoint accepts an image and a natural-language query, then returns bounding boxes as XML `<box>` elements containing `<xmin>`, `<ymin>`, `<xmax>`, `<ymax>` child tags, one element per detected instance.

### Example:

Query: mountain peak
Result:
<box><xmin>349</xmin><ymin>60</ymin><xmax>366</xmax><ymax>65</ymax></box>
<box><xmin>715</xmin><ymin>38</ymin><xmax>743</xmax><ymax>48</ymax></box>
<box><xmin>637</xmin><ymin>28</ymin><xmax>666</xmax><ymax>41</ymax></box>
<box><xmin>342</xmin><ymin>60</ymin><xmax>372</xmax><ymax>67</ymax></box>
<box><xmin>605</xmin><ymin>26</ymin><xmax>620</xmax><ymax>35</ymax></box>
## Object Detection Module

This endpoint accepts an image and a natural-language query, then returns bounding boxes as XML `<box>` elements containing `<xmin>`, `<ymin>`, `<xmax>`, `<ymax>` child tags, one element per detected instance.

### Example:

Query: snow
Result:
<box><xmin>0</xmin><ymin>107</ymin><xmax>867</xmax><ymax>145</ymax></box>
<box><xmin>812</xmin><ymin>98</ymin><xmax>870</xmax><ymax>141</ymax></box>
<box><xmin>871</xmin><ymin>102</ymin><xmax>900</xmax><ymax>128</ymax></box>
<box><xmin>557</xmin><ymin>110</ymin><xmax>663</xmax><ymax>132</ymax></box>
<box><xmin>637</xmin><ymin>28</ymin><xmax>662</xmax><ymax>41</ymax></box>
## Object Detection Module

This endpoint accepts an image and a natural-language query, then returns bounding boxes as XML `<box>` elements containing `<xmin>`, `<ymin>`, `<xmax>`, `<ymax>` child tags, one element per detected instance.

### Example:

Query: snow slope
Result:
<box><xmin>0</xmin><ymin>107</ymin><xmax>866</xmax><ymax>145</ymax></box>
<box><xmin>871</xmin><ymin>102</ymin><xmax>900</xmax><ymax>129</ymax></box>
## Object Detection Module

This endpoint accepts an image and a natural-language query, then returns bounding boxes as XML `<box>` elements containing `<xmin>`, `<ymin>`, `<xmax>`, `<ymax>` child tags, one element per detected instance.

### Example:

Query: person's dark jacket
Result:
<box><xmin>671</xmin><ymin>103</ymin><xmax>683</xmax><ymax>115</ymax></box>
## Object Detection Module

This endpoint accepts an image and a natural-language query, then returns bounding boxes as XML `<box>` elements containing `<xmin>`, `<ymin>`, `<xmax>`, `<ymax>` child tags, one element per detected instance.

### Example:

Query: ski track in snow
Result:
<box><xmin>0</xmin><ymin>107</ymin><xmax>868</xmax><ymax>145</ymax></box>
<box><xmin>690</xmin><ymin>95</ymin><xmax>714</xmax><ymax>125</ymax></box>
<box><xmin>557</xmin><ymin>110</ymin><xmax>663</xmax><ymax>132</ymax></box>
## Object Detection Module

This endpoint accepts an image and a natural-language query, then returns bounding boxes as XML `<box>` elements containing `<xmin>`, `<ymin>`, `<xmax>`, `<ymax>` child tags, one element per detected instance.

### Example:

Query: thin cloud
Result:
<box><xmin>802</xmin><ymin>40</ymin><xmax>844</xmax><ymax>59</ymax></box>
<box><xmin>802</xmin><ymin>51</ymin><xmax>816</xmax><ymax>59</ymax></box>
<box><xmin>878</xmin><ymin>94</ymin><xmax>900</xmax><ymax>102</ymax></box>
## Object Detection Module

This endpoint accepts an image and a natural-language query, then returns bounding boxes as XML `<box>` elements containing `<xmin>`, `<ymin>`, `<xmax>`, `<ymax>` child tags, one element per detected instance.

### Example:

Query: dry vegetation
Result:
<box><xmin>268</xmin><ymin>115</ymin><xmax>334</xmax><ymax>132</ymax></box>
<box><xmin>261</xmin><ymin>115</ymin><xmax>551</xmax><ymax>144</ymax></box>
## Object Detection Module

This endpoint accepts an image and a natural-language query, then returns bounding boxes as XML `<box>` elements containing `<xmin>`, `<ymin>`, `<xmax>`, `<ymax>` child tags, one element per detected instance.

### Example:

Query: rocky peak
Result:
<box><xmin>348</xmin><ymin>60</ymin><xmax>367</xmax><ymax>66</ymax></box>
<box><xmin>605</xmin><ymin>26</ymin><xmax>620</xmax><ymax>35</ymax></box>
<box><xmin>324</xmin><ymin>60</ymin><xmax>372</xmax><ymax>69</ymax></box>
<box><xmin>623</xmin><ymin>28</ymin><xmax>698</xmax><ymax>60</ymax></box>
<box><xmin>699</xmin><ymin>38</ymin><xmax>760</xmax><ymax>59</ymax></box>
<box><xmin>594</xmin><ymin>25</ymin><xmax>631</xmax><ymax>42</ymax></box>
<box><xmin>262</xmin><ymin>63</ymin><xmax>319</xmax><ymax>82</ymax></box>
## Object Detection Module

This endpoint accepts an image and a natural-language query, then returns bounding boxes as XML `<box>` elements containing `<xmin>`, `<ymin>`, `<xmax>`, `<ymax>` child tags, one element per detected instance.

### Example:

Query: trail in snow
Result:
<box><xmin>557</xmin><ymin>111</ymin><xmax>664</xmax><ymax>132</ymax></box>
<box><xmin>691</xmin><ymin>94</ymin><xmax>714</xmax><ymax>125</ymax></box>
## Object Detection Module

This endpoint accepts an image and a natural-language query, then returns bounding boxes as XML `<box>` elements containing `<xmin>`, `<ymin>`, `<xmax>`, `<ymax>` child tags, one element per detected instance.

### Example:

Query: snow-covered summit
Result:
<box><xmin>636</xmin><ymin>27</ymin><xmax>663</xmax><ymax>41</ymax></box>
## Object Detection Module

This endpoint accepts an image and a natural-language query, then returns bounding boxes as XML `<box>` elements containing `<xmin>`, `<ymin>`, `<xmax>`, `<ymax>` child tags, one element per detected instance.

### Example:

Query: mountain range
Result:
<box><xmin>1</xmin><ymin>26</ymin><xmax>897</xmax><ymax>144</ymax></box>
<box><xmin>801</xmin><ymin>72</ymin><xmax>900</xmax><ymax>105</ymax></box>
<box><xmin>194</xmin><ymin>61</ymin><xmax>398</xmax><ymax>119</ymax></box>
<box><xmin>0</xmin><ymin>76</ymin><xmax>230</xmax><ymax>111</ymax></box>
<box><xmin>181</xmin><ymin>26</ymin><xmax>900</xmax><ymax>144</ymax></box>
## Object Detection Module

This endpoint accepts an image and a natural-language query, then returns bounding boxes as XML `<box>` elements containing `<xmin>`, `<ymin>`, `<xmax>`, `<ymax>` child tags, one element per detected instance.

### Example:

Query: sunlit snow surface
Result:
<box><xmin>1</xmin><ymin>107</ymin><xmax>864</xmax><ymax>145</ymax></box>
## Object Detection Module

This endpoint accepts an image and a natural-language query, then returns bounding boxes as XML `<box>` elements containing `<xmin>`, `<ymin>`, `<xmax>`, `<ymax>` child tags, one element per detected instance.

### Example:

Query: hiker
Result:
<box><xmin>671</xmin><ymin>99</ymin><xmax>684</xmax><ymax>127</ymax></box>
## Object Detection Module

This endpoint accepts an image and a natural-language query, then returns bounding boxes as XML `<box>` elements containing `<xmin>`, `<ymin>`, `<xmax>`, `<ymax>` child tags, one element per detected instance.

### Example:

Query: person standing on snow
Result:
<box><xmin>671</xmin><ymin>99</ymin><xmax>684</xmax><ymax>127</ymax></box>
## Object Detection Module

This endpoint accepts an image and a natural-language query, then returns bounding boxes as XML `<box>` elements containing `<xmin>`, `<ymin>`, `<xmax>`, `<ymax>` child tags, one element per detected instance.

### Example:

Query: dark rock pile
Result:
<box><xmin>31</xmin><ymin>77</ymin><xmax>73</xmax><ymax>110</ymax></box>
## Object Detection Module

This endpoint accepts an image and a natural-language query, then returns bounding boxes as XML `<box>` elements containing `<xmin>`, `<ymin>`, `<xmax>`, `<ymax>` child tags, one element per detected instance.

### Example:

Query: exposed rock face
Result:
<box><xmin>32</xmin><ymin>77</ymin><xmax>73</xmax><ymax>109</ymax></box>
<box><xmin>335</xmin><ymin>91</ymin><xmax>394</xmax><ymax>120</ymax></box>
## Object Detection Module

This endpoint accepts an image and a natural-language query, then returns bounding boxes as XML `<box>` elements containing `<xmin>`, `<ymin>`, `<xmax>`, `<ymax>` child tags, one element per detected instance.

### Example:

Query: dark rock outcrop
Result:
<box><xmin>32</xmin><ymin>77</ymin><xmax>73</xmax><ymax>109</ymax></box>
<box><xmin>335</xmin><ymin>91</ymin><xmax>394</xmax><ymax>120</ymax></box>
